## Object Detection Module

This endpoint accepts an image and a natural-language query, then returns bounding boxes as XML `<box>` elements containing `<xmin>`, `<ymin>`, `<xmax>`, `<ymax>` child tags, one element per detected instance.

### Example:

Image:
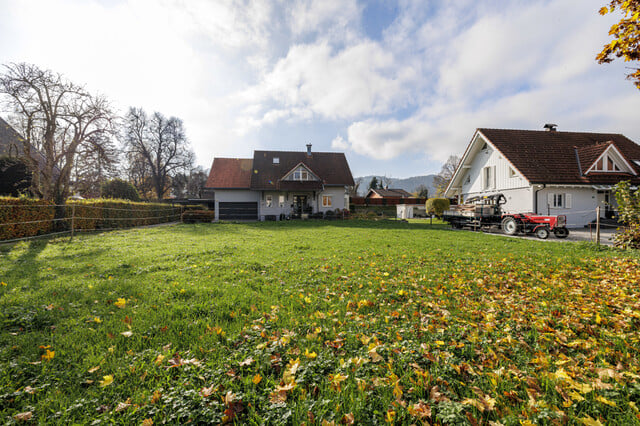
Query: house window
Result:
<box><xmin>322</xmin><ymin>195</ymin><xmax>332</xmax><ymax>207</ymax></box>
<box><xmin>293</xmin><ymin>171</ymin><xmax>301</xmax><ymax>180</ymax></box>
<box><xmin>509</xmin><ymin>167</ymin><xmax>516</xmax><ymax>178</ymax></box>
<box><xmin>266</xmin><ymin>195</ymin><xmax>272</xmax><ymax>207</ymax></box>
<box><xmin>548</xmin><ymin>193</ymin><xmax>572</xmax><ymax>209</ymax></box>
<box><xmin>482</xmin><ymin>166</ymin><xmax>495</xmax><ymax>190</ymax></box>
<box><xmin>273</xmin><ymin>157</ymin><xmax>279</xmax><ymax>164</ymax></box>
<box><xmin>279</xmin><ymin>195</ymin><xmax>285</xmax><ymax>207</ymax></box>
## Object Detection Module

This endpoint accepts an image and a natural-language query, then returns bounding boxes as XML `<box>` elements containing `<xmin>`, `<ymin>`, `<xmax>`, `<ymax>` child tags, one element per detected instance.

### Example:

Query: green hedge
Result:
<box><xmin>182</xmin><ymin>210</ymin><xmax>216</xmax><ymax>223</ymax></box>
<box><xmin>0</xmin><ymin>197</ymin><xmax>182</xmax><ymax>241</ymax></box>
<box><xmin>0</xmin><ymin>197</ymin><xmax>55</xmax><ymax>240</ymax></box>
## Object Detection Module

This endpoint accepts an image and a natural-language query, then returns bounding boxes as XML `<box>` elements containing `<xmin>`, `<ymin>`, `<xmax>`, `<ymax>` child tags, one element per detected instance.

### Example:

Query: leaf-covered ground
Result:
<box><xmin>1</xmin><ymin>220</ymin><xmax>640</xmax><ymax>425</ymax></box>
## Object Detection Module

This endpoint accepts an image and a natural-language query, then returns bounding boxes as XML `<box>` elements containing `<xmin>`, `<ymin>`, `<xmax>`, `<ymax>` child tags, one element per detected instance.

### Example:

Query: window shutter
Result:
<box><xmin>547</xmin><ymin>193</ymin><xmax>553</xmax><ymax>207</ymax></box>
<box><xmin>565</xmin><ymin>193</ymin><xmax>572</xmax><ymax>209</ymax></box>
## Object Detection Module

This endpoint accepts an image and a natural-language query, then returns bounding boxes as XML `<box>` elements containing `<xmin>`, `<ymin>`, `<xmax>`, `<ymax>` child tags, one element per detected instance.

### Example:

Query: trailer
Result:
<box><xmin>443</xmin><ymin>193</ymin><xmax>569</xmax><ymax>239</ymax></box>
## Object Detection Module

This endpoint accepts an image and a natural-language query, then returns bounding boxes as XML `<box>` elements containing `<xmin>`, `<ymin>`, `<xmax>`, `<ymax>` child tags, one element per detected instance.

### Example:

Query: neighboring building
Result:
<box><xmin>0</xmin><ymin>116</ymin><xmax>49</xmax><ymax>171</ymax></box>
<box><xmin>205</xmin><ymin>144</ymin><xmax>355</xmax><ymax>220</ymax></box>
<box><xmin>365</xmin><ymin>188</ymin><xmax>414</xmax><ymax>199</ymax></box>
<box><xmin>444</xmin><ymin>126</ymin><xmax>640</xmax><ymax>227</ymax></box>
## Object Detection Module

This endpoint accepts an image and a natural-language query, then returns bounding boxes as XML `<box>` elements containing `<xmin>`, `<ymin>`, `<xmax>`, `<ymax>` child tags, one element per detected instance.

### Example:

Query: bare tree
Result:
<box><xmin>122</xmin><ymin>107</ymin><xmax>194</xmax><ymax>200</ymax></box>
<box><xmin>414</xmin><ymin>184</ymin><xmax>429</xmax><ymax>198</ymax></box>
<box><xmin>433</xmin><ymin>155</ymin><xmax>461</xmax><ymax>196</ymax></box>
<box><xmin>380</xmin><ymin>175</ymin><xmax>393</xmax><ymax>189</ymax></box>
<box><xmin>349</xmin><ymin>177</ymin><xmax>362</xmax><ymax>197</ymax></box>
<box><xmin>0</xmin><ymin>63</ymin><xmax>116</xmax><ymax>204</ymax></box>
<box><xmin>72</xmin><ymin>133</ymin><xmax>119</xmax><ymax>198</ymax></box>
<box><xmin>171</xmin><ymin>166</ymin><xmax>208</xmax><ymax>198</ymax></box>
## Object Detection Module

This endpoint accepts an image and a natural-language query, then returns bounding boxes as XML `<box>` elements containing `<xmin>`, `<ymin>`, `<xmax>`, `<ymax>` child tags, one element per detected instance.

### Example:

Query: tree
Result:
<box><xmin>0</xmin><ymin>63</ymin><xmax>116</xmax><ymax>204</ymax></box>
<box><xmin>596</xmin><ymin>1</ymin><xmax>640</xmax><ymax>89</ymax></box>
<box><xmin>425</xmin><ymin>198</ymin><xmax>450</xmax><ymax>218</ymax></box>
<box><xmin>380</xmin><ymin>175</ymin><xmax>392</xmax><ymax>189</ymax></box>
<box><xmin>0</xmin><ymin>156</ymin><xmax>32</xmax><ymax>196</ymax></box>
<box><xmin>72</xmin><ymin>134</ymin><xmax>119</xmax><ymax>198</ymax></box>
<box><xmin>349</xmin><ymin>177</ymin><xmax>362</xmax><ymax>197</ymax></box>
<box><xmin>100</xmin><ymin>178</ymin><xmax>141</xmax><ymax>201</ymax></box>
<box><xmin>368</xmin><ymin>176</ymin><xmax>379</xmax><ymax>191</ymax></box>
<box><xmin>170</xmin><ymin>166</ymin><xmax>208</xmax><ymax>198</ymax></box>
<box><xmin>612</xmin><ymin>180</ymin><xmax>640</xmax><ymax>248</ymax></box>
<box><xmin>121</xmin><ymin>107</ymin><xmax>194</xmax><ymax>200</ymax></box>
<box><xmin>433</xmin><ymin>155</ymin><xmax>461</xmax><ymax>196</ymax></box>
<box><xmin>414</xmin><ymin>184</ymin><xmax>429</xmax><ymax>198</ymax></box>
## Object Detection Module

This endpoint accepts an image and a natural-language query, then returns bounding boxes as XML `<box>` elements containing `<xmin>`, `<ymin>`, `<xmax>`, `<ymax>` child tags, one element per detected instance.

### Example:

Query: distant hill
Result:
<box><xmin>355</xmin><ymin>175</ymin><xmax>437</xmax><ymax>197</ymax></box>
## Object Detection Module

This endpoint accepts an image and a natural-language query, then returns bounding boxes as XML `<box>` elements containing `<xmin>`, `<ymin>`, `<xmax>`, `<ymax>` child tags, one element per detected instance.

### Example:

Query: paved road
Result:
<box><xmin>496</xmin><ymin>227</ymin><xmax>617</xmax><ymax>246</ymax></box>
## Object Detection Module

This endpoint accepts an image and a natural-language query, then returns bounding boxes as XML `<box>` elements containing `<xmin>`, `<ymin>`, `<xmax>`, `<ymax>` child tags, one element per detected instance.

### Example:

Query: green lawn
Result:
<box><xmin>1</xmin><ymin>220</ymin><xmax>639</xmax><ymax>425</ymax></box>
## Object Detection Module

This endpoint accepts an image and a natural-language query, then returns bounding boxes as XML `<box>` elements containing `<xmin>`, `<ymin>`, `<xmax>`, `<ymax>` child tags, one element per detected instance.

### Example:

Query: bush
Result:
<box><xmin>425</xmin><ymin>198</ymin><xmax>450</xmax><ymax>218</ymax></box>
<box><xmin>100</xmin><ymin>179</ymin><xmax>141</xmax><ymax>202</ymax></box>
<box><xmin>613</xmin><ymin>181</ymin><xmax>640</xmax><ymax>249</ymax></box>
<box><xmin>67</xmin><ymin>199</ymin><xmax>181</xmax><ymax>231</ymax></box>
<box><xmin>182</xmin><ymin>210</ymin><xmax>215</xmax><ymax>223</ymax></box>
<box><xmin>0</xmin><ymin>197</ymin><xmax>54</xmax><ymax>240</ymax></box>
<box><xmin>0</xmin><ymin>156</ymin><xmax>32</xmax><ymax>197</ymax></box>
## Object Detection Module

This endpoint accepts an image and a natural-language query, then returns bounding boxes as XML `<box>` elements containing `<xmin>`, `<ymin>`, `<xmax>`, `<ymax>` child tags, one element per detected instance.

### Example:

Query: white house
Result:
<box><xmin>205</xmin><ymin>144</ymin><xmax>354</xmax><ymax>220</ymax></box>
<box><xmin>444</xmin><ymin>126</ymin><xmax>640</xmax><ymax>227</ymax></box>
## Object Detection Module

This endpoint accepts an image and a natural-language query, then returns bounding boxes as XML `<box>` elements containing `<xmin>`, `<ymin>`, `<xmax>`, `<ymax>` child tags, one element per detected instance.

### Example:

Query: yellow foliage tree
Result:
<box><xmin>596</xmin><ymin>0</ymin><xmax>640</xmax><ymax>89</ymax></box>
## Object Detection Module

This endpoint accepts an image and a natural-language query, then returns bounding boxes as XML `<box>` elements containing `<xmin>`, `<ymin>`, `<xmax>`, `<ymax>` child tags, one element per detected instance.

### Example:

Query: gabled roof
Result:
<box><xmin>205</xmin><ymin>158</ymin><xmax>253</xmax><ymax>189</ymax></box>
<box><xmin>476</xmin><ymin>128</ymin><xmax>640</xmax><ymax>185</ymax></box>
<box><xmin>250</xmin><ymin>150</ymin><xmax>354</xmax><ymax>189</ymax></box>
<box><xmin>366</xmin><ymin>188</ymin><xmax>414</xmax><ymax>198</ymax></box>
<box><xmin>205</xmin><ymin>148</ymin><xmax>354</xmax><ymax>191</ymax></box>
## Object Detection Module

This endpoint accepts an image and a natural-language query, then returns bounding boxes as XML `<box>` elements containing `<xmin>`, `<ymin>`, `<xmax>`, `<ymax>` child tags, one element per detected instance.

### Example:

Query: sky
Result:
<box><xmin>1</xmin><ymin>0</ymin><xmax>639</xmax><ymax>178</ymax></box>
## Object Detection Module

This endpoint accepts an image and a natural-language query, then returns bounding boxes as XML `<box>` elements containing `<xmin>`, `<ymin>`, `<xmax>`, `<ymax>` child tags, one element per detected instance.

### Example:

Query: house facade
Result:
<box><xmin>205</xmin><ymin>145</ymin><xmax>354</xmax><ymax>221</ymax></box>
<box><xmin>445</xmin><ymin>127</ymin><xmax>640</xmax><ymax>227</ymax></box>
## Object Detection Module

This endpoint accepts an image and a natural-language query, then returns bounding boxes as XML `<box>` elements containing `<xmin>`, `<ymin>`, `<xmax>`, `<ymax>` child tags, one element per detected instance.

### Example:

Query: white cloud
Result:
<box><xmin>331</xmin><ymin>134</ymin><xmax>349</xmax><ymax>150</ymax></box>
<box><xmin>289</xmin><ymin>0</ymin><xmax>360</xmax><ymax>38</ymax></box>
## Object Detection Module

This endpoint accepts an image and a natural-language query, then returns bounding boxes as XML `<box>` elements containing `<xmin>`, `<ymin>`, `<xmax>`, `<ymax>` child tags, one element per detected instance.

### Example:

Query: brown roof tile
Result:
<box><xmin>250</xmin><ymin>150</ymin><xmax>354</xmax><ymax>189</ymax></box>
<box><xmin>478</xmin><ymin>128</ymin><xmax>640</xmax><ymax>185</ymax></box>
<box><xmin>205</xmin><ymin>158</ymin><xmax>253</xmax><ymax>188</ymax></box>
<box><xmin>367</xmin><ymin>188</ymin><xmax>414</xmax><ymax>198</ymax></box>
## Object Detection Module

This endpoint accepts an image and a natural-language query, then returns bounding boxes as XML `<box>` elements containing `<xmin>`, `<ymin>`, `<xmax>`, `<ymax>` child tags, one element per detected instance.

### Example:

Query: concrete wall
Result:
<box><xmin>537</xmin><ymin>187</ymin><xmax>599</xmax><ymax>228</ymax></box>
<box><xmin>317</xmin><ymin>186</ymin><xmax>348</xmax><ymax>213</ymax></box>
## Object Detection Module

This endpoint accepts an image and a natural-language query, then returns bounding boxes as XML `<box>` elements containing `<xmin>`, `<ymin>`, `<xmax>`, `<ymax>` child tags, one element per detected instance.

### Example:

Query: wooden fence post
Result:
<box><xmin>70</xmin><ymin>204</ymin><xmax>76</xmax><ymax>242</ymax></box>
<box><xmin>596</xmin><ymin>205</ymin><xmax>601</xmax><ymax>246</ymax></box>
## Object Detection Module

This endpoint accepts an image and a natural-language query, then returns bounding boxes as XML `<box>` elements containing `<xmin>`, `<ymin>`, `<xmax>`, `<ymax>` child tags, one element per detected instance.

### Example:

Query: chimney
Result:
<box><xmin>306</xmin><ymin>143</ymin><xmax>312</xmax><ymax>156</ymax></box>
<box><xmin>543</xmin><ymin>123</ymin><xmax>558</xmax><ymax>132</ymax></box>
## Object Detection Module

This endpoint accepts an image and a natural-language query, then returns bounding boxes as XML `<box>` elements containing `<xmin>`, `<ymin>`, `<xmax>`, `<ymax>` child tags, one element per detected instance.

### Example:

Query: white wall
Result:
<box><xmin>537</xmin><ymin>187</ymin><xmax>598</xmax><ymax>228</ymax></box>
<box><xmin>318</xmin><ymin>186</ymin><xmax>347</xmax><ymax>213</ymax></box>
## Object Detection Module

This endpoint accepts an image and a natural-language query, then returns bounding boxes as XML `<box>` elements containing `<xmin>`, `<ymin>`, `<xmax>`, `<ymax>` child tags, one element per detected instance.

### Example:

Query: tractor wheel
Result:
<box><xmin>501</xmin><ymin>217</ymin><xmax>518</xmax><ymax>235</ymax></box>
<box><xmin>535</xmin><ymin>227</ymin><xmax>550</xmax><ymax>239</ymax></box>
<box><xmin>553</xmin><ymin>227</ymin><xmax>569</xmax><ymax>239</ymax></box>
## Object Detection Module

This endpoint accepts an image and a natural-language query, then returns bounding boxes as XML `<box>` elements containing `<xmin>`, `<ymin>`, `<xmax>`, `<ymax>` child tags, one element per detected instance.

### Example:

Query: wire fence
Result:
<box><xmin>0</xmin><ymin>202</ymin><xmax>183</xmax><ymax>245</ymax></box>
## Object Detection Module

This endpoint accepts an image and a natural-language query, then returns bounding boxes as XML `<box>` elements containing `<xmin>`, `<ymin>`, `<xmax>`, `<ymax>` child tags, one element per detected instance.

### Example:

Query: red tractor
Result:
<box><xmin>443</xmin><ymin>194</ymin><xmax>569</xmax><ymax>239</ymax></box>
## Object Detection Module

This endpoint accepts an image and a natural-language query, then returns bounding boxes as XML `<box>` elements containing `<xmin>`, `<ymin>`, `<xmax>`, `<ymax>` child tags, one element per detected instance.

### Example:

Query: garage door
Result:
<box><xmin>218</xmin><ymin>202</ymin><xmax>258</xmax><ymax>220</ymax></box>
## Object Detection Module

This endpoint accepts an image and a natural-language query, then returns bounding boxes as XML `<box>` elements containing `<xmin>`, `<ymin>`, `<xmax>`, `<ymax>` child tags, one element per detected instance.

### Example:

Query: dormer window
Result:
<box><xmin>273</xmin><ymin>157</ymin><xmax>279</xmax><ymax>164</ymax></box>
<box><xmin>592</xmin><ymin>154</ymin><xmax>621</xmax><ymax>172</ymax></box>
<box><xmin>284</xmin><ymin>164</ymin><xmax>319</xmax><ymax>181</ymax></box>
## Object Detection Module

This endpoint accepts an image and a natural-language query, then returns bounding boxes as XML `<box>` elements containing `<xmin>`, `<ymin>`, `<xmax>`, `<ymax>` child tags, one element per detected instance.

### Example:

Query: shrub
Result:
<box><xmin>425</xmin><ymin>198</ymin><xmax>450</xmax><ymax>218</ymax></box>
<box><xmin>182</xmin><ymin>210</ymin><xmax>215</xmax><ymax>223</ymax></box>
<box><xmin>613</xmin><ymin>181</ymin><xmax>640</xmax><ymax>249</ymax></box>
<box><xmin>0</xmin><ymin>197</ymin><xmax>54</xmax><ymax>240</ymax></box>
<box><xmin>67</xmin><ymin>199</ymin><xmax>181</xmax><ymax>231</ymax></box>
<box><xmin>100</xmin><ymin>179</ymin><xmax>141</xmax><ymax>202</ymax></box>
<box><xmin>0</xmin><ymin>156</ymin><xmax>32</xmax><ymax>197</ymax></box>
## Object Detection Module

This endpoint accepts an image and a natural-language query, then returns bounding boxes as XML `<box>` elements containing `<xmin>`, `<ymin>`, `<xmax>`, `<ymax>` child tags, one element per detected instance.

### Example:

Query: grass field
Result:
<box><xmin>1</xmin><ymin>220</ymin><xmax>640</xmax><ymax>425</ymax></box>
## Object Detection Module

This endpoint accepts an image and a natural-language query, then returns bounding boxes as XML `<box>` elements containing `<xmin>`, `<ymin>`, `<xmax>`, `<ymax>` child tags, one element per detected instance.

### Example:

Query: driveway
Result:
<box><xmin>497</xmin><ymin>227</ymin><xmax>618</xmax><ymax>246</ymax></box>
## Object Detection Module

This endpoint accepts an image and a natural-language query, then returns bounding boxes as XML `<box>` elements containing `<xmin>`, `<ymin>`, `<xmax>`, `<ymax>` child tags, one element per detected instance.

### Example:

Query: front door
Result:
<box><xmin>293</xmin><ymin>195</ymin><xmax>307</xmax><ymax>215</ymax></box>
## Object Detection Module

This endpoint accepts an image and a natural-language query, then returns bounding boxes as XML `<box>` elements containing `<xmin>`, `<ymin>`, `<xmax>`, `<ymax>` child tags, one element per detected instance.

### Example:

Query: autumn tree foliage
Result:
<box><xmin>596</xmin><ymin>0</ymin><xmax>640</xmax><ymax>89</ymax></box>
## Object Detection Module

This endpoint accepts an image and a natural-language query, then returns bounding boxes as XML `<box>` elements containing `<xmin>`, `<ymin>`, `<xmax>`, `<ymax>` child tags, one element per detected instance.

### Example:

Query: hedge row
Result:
<box><xmin>67</xmin><ymin>199</ymin><xmax>181</xmax><ymax>231</ymax></box>
<box><xmin>0</xmin><ymin>197</ymin><xmax>182</xmax><ymax>241</ymax></box>
<box><xmin>0</xmin><ymin>197</ymin><xmax>55</xmax><ymax>240</ymax></box>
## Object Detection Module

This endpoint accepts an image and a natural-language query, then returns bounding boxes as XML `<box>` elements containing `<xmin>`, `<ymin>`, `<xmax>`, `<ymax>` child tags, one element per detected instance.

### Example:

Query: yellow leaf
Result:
<box><xmin>304</xmin><ymin>349</ymin><xmax>317</xmax><ymax>359</ymax></box>
<box><xmin>385</xmin><ymin>409</ymin><xmax>395</xmax><ymax>423</ymax></box>
<box><xmin>88</xmin><ymin>366</ymin><xmax>100</xmax><ymax>373</ymax></box>
<box><xmin>141</xmin><ymin>419</ymin><xmax>154</xmax><ymax>426</ymax></box>
<box><xmin>41</xmin><ymin>349</ymin><xmax>55</xmax><ymax>361</ymax></box>
<box><xmin>114</xmin><ymin>298</ymin><xmax>127</xmax><ymax>308</ymax></box>
<box><xmin>595</xmin><ymin>395</ymin><xmax>617</xmax><ymax>407</ymax></box>
<box><xmin>1</xmin><ymin>281</ymin><xmax>7</xmax><ymax>286</ymax></box>
<box><xmin>579</xmin><ymin>416</ymin><xmax>604</xmax><ymax>426</ymax></box>
<box><xmin>252</xmin><ymin>374</ymin><xmax>262</xmax><ymax>384</ymax></box>
<box><xmin>595</xmin><ymin>313</ymin><xmax>602</xmax><ymax>324</ymax></box>
<box><xmin>155</xmin><ymin>354</ymin><xmax>165</xmax><ymax>365</ymax></box>
<box><xmin>99</xmin><ymin>375</ymin><xmax>114</xmax><ymax>387</ymax></box>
